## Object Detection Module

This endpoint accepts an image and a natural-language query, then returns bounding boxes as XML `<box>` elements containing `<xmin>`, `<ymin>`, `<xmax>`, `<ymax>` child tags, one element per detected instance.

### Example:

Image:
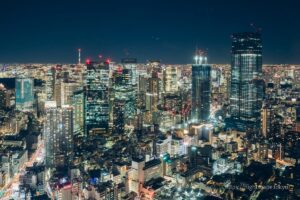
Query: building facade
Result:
<box><xmin>191</xmin><ymin>64</ymin><xmax>211</xmax><ymax>122</ymax></box>
<box><xmin>44</xmin><ymin>102</ymin><xmax>73</xmax><ymax>168</ymax></box>
<box><xmin>84</xmin><ymin>61</ymin><xmax>110</xmax><ymax>135</ymax></box>
<box><xmin>15</xmin><ymin>77</ymin><xmax>34</xmax><ymax>111</ymax></box>
<box><xmin>228</xmin><ymin>32</ymin><xmax>263</xmax><ymax>131</ymax></box>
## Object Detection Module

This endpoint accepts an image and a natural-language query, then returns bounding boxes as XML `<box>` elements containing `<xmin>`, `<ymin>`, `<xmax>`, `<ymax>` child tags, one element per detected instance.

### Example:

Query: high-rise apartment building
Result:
<box><xmin>44</xmin><ymin>102</ymin><xmax>73</xmax><ymax>168</ymax></box>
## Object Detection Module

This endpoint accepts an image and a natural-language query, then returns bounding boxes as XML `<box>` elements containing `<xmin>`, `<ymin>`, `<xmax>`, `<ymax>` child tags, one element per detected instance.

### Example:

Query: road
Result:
<box><xmin>0</xmin><ymin>141</ymin><xmax>44</xmax><ymax>200</ymax></box>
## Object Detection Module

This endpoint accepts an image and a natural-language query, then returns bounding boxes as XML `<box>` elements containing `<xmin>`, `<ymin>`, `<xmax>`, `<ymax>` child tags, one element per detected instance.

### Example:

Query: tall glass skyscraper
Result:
<box><xmin>84</xmin><ymin>61</ymin><xmax>109</xmax><ymax>135</ymax></box>
<box><xmin>15</xmin><ymin>77</ymin><xmax>34</xmax><ymax>111</ymax></box>
<box><xmin>228</xmin><ymin>32</ymin><xmax>263</xmax><ymax>131</ymax></box>
<box><xmin>113</xmin><ymin>64</ymin><xmax>136</xmax><ymax>126</ymax></box>
<box><xmin>191</xmin><ymin>60</ymin><xmax>211</xmax><ymax>122</ymax></box>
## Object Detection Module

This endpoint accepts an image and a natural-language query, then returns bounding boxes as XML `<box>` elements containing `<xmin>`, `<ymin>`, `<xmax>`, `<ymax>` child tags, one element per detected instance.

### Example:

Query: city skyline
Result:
<box><xmin>0</xmin><ymin>0</ymin><xmax>300</xmax><ymax>64</ymax></box>
<box><xmin>1</xmin><ymin>1</ymin><xmax>300</xmax><ymax>200</ymax></box>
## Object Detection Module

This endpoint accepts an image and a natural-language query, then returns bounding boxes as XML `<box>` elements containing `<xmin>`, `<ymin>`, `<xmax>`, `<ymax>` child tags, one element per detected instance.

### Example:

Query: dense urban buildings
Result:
<box><xmin>1</xmin><ymin>27</ymin><xmax>300</xmax><ymax>200</ymax></box>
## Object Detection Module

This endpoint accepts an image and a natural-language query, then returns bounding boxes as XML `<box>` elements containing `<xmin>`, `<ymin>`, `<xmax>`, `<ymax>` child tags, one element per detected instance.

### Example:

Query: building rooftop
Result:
<box><xmin>143</xmin><ymin>158</ymin><xmax>161</xmax><ymax>170</ymax></box>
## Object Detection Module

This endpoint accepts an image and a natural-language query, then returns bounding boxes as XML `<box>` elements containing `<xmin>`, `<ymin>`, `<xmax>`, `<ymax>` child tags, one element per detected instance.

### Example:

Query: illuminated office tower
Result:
<box><xmin>163</xmin><ymin>66</ymin><xmax>178</xmax><ymax>93</ymax></box>
<box><xmin>54</xmin><ymin>79</ymin><xmax>64</xmax><ymax>107</ymax></box>
<box><xmin>112</xmin><ymin>100</ymin><xmax>125</xmax><ymax>135</ymax></box>
<box><xmin>138</xmin><ymin>74</ymin><xmax>148</xmax><ymax>93</ymax></box>
<box><xmin>72</xmin><ymin>90</ymin><xmax>84</xmax><ymax>135</ymax></box>
<box><xmin>146</xmin><ymin>72</ymin><xmax>160</xmax><ymax>112</ymax></box>
<box><xmin>261</xmin><ymin>105</ymin><xmax>274</xmax><ymax>137</ymax></box>
<box><xmin>46</xmin><ymin>67</ymin><xmax>56</xmax><ymax>100</ymax></box>
<box><xmin>84</xmin><ymin>61</ymin><xmax>109</xmax><ymax>135</ymax></box>
<box><xmin>63</xmin><ymin>82</ymin><xmax>80</xmax><ymax>105</ymax></box>
<box><xmin>137</xmin><ymin>75</ymin><xmax>149</xmax><ymax>110</ymax></box>
<box><xmin>15</xmin><ymin>77</ymin><xmax>34</xmax><ymax>111</ymax></box>
<box><xmin>228</xmin><ymin>32</ymin><xmax>263</xmax><ymax>131</ymax></box>
<box><xmin>113</xmin><ymin>65</ymin><xmax>136</xmax><ymax>124</ymax></box>
<box><xmin>191</xmin><ymin>53</ymin><xmax>211</xmax><ymax>122</ymax></box>
<box><xmin>122</xmin><ymin>58</ymin><xmax>137</xmax><ymax>87</ymax></box>
<box><xmin>44</xmin><ymin>102</ymin><xmax>73</xmax><ymax>168</ymax></box>
<box><xmin>60</xmin><ymin>105</ymin><xmax>74</xmax><ymax>164</ymax></box>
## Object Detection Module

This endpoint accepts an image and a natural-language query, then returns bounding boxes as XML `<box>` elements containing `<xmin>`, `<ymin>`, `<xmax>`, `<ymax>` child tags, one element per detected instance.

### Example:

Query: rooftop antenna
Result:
<box><xmin>250</xmin><ymin>23</ymin><xmax>262</xmax><ymax>33</ymax></box>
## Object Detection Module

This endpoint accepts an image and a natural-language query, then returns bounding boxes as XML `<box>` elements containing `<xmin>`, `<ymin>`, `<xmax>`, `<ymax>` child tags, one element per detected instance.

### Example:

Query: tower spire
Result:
<box><xmin>194</xmin><ymin>49</ymin><xmax>207</xmax><ymax>65</ymax></box>
<box><xmin>78</xmin><ymin>48</ymin><xmax>81</xmax><ymax>65</ymax></box>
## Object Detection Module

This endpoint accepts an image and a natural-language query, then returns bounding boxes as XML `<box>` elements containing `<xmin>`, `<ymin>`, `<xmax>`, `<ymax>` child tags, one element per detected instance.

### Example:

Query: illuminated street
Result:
<box><xmin>0</xmin><ymin>142</ymin><xmax>44</xmax><ymax>200</ymax></box>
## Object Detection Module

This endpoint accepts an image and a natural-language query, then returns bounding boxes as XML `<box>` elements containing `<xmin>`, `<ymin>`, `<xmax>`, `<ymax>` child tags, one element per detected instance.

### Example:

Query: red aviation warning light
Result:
<box><xmin>105</xmin><ymin>58</ymin><xmax>111</xmax><ymax>64</ymax></box>
<box><xmin>86</xmin><ymin>58</ymin><xmax>91</xmax><ymax>65</ymax></box>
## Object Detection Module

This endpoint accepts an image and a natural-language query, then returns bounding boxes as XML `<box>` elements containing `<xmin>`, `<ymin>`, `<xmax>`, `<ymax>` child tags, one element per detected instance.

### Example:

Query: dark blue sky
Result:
<box><xmin>0</xmin><ymin>0</ymin><xmax>299</xmax><ymax>64</ymax></box>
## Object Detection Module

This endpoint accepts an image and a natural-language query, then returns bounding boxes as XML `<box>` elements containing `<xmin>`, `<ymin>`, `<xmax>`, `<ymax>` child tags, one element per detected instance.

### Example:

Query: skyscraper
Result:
<box><xmin>261</xmin><ymin>105</ymin><xmax>274</xmax><ymax>137</ymax></box>
<box><xmin>54</xmin><ymin>79</ymin><xmax>64</xmax><ymax>107</ymax></box>
<box><xmin>146</xmin><ymin>71</ymin><xmax>160</xmax><ymax>112</ymax></box>
<box><xmin>228</xmin><ymin>32</ymin><xmax>263</xmax><ymax>131</ymax></box>
<box><xmin>15</xmin><ymin>77</ymin><xmax>34</xmax><ymax>111</ymax></box>
<box><xmin>113</xmin><ymin>64</ymin><xmax>136</xmax><ymax>125</ymax></box>
<box><xmin>46</xmin><ymin>67</ymin><xmax>56</xmax><ymax>101</ymax></box>
<box><xmin>163</xmin><ymin>65</ymin><xmax>178</xmax><ymax>93</ymax></box>
<box><xmin>84</xmin><ymin>61</ymin><xmax>110</xmax><ymax>135</ymax></box>
<box><xmin>72</xmin><ymin>89</ymin><xmax>84</xmax><ymax>135</ymax></box>
<box><xmin>191</xmin><ymin>52</ymin><xmax>211</xmax><ymax>122</ymax></box>
<box><xmin>121</xmin><ymin>58</ymin><xmax>137</xmax><ymax>87</ymax></box>
<box><xmin>44</xmin><ymin>102</ymin><xmax>73</xmax><ymax>168</ymax></box>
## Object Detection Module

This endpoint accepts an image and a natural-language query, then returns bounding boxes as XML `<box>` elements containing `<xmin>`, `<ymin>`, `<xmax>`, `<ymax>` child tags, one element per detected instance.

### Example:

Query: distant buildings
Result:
<box><xmin>228</xmin><ymin>32</ymin><xmax>264</xmax><ymax>131</ymax></box>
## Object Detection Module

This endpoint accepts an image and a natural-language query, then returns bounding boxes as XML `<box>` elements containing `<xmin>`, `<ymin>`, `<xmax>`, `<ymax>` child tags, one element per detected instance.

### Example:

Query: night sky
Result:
<box><xmin>0</xmin><ymin>0</ymin><xmax>299</xmax><ymax>64</ymax></box>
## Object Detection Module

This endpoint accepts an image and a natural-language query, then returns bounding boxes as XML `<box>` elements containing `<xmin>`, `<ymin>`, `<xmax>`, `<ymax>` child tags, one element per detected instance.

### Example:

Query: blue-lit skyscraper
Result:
<box><xmin>228</xmin><ymin>32</ymin><xmax>263</xmax><ymax>131</ymax></box>
<box><xmin>191</xmin><ymin>53</ymin><xmax>211</xmax><ymax>122</ymax></box>
<box><xmin>15</xmin><ymin>77</ymin><xmax>34</xmax><ymax>111</ymax></box>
